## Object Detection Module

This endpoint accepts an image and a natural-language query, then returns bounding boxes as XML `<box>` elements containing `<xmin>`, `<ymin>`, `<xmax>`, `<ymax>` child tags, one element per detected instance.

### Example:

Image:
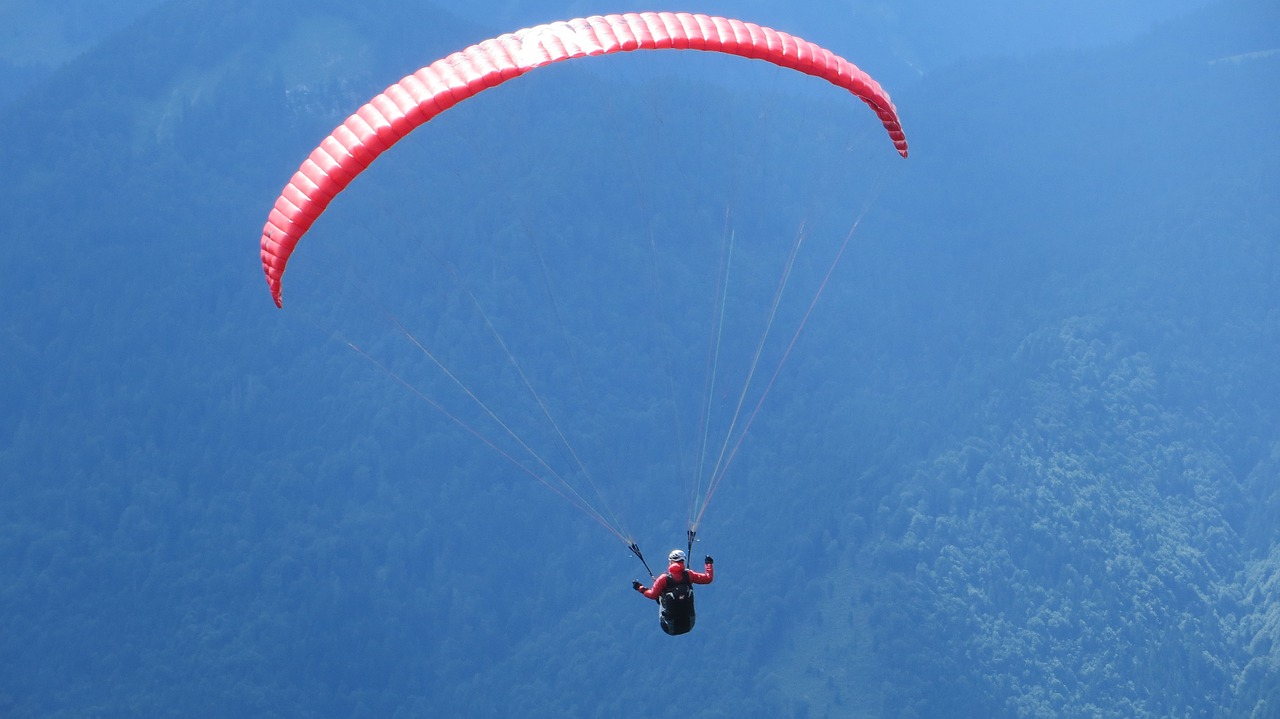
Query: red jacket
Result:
<box><xmin>641</xmin><ymin>561</ymin><xmax>713</xmax><ymax>600</ymax></box>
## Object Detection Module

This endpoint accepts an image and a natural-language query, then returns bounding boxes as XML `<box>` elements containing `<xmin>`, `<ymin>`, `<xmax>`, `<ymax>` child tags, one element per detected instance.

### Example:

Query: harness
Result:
<box><xmin>660</xmin><ymin>571</ymin><xmax>694</xmax><ymax>608</ymax></box>
<box><xmin>657</xmin><ymin>569</ymin><xmax>696</xmax><ymax>635</ymax></box>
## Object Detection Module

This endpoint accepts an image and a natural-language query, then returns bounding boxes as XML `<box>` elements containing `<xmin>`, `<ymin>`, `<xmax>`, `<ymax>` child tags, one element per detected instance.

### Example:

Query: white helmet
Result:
<box><xmin>668</xmin><ymin>549</ymin><xmax>687</xmax><ymax>564</ymax></box>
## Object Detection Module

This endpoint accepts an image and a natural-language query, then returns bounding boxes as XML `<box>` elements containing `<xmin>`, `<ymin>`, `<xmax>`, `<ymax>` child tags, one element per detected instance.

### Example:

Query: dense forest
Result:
<box><xmin>1</xmin><ymin>0</ymin><xmax>1277</xmax><ymax>717</ymax></box>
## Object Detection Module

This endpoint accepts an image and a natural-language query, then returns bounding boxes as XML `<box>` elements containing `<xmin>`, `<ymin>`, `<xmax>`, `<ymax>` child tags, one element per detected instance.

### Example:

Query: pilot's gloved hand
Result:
<box><xmin>632</xmin><ymin>580</ymin><xmax>644</xmax><ymax>592</ymax></box>
<box><xmin>704</xmin><ymin>555</ymin><xmax>714</xmax><ymax>565</ymax></box>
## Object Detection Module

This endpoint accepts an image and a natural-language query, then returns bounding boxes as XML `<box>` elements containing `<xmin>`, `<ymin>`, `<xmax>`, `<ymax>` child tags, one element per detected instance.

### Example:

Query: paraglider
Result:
<box><xmin>633</xmin><ymin>550</ymin><xmax>715</xmax><ymax>635</ymax></box>
<box><xmin>258</xmin><ymin>12</ymin><xmax>908</xmax><ymax>634</ymax></box>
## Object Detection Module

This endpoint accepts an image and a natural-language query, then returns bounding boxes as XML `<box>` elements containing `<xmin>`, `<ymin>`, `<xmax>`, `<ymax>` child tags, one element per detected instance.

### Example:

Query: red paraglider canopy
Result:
<box><xmin>260</xmin><ymin>11</ymin><xmax>908</xmax><ymax>308</ymax></box>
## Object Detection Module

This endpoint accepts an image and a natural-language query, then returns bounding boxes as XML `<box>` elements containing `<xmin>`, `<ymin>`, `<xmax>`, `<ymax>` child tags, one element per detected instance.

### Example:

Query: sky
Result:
<box><xmin>0</xmin><ymin>0</ymin><xmax>1228</xmax><ymax>112</ymax></box>
<box><xmin>3</xmin><ymin>0</ymin><xmax>1220</xmax><ymax>69</ymax></box>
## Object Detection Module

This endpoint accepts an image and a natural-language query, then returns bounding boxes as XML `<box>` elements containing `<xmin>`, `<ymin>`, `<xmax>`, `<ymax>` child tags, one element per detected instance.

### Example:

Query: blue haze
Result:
<box><xmin>1</xmin><ymin>0</ymin><xmax>1277</xmax><ymax>717</ymax></box>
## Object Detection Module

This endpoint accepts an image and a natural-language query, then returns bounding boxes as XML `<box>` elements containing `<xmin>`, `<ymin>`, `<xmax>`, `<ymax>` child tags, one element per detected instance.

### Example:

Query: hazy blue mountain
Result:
<box><xmin>0</xmin><ymin>0</ymin><xmax>170</xmax><ymax>107</ymax></box>
<box><xmin>1</xmin><ymin>0</ymin><xmax>1276</xmax><ymax>717</ymax></box>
